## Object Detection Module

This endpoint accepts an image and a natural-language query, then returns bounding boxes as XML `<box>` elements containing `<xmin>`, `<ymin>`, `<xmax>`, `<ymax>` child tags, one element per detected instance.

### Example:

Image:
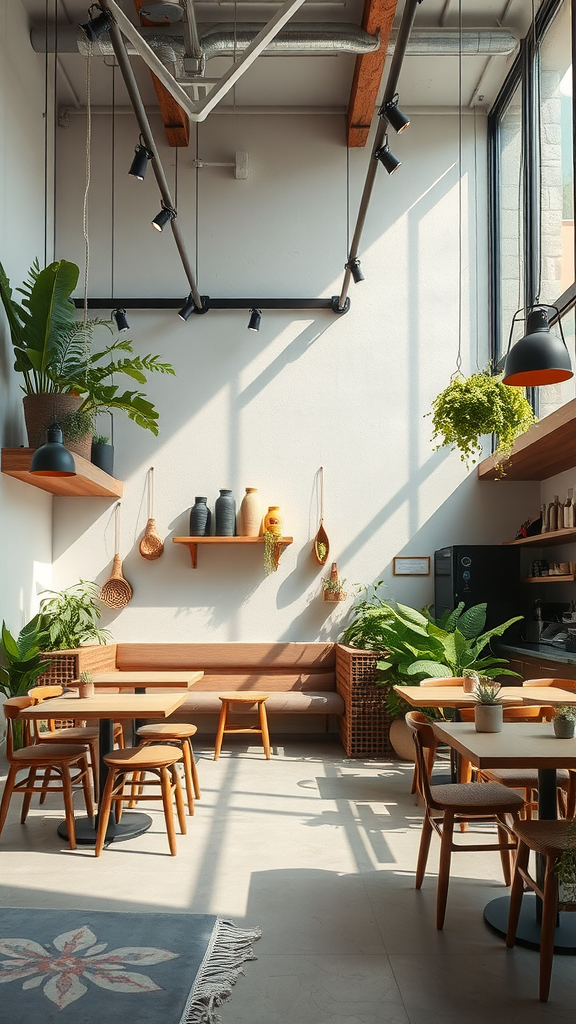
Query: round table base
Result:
<box><xmin>484</xmin><ymin>894</ymin><xmax>576</xmax><ymax>954</ymax></box>
<box><xmin>57</xmin><ymin>812</ymin><xmax>153</xmax><ymax>846</ymax></box>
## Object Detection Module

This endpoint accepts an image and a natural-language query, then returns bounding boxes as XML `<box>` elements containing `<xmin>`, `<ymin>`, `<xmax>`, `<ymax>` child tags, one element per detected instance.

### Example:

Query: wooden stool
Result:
<box><xmin>135</xmin><ymin>723</ymin><xmax>201</xmax><ymax>815</ymax></box>
<box><xmin>214</xmin><ymin>693</ymin><xmax>271</xmax><ymax>760</ymax></box>
<box><xmin>95</xmin><ymin>746</ymin><xmax>187</xmax><ymax>857</ymax></box>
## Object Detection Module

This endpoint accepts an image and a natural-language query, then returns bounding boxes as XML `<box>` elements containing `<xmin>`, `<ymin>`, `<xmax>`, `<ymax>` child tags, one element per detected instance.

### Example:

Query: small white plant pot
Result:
<box><xmin>474</xmin><ymin>704</ymin><xmax>503</xmax><ymax>733</ymax></box>
<box><xmin>553</xmin><ymin>718</ymin><xmax>575</xmax><ymax>739</ymax></box>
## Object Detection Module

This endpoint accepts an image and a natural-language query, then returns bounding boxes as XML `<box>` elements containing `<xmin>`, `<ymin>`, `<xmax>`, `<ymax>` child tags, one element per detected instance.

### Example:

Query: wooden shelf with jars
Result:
<box><xmin>522</xmin><ymin>574</ymin><xmax>576</xmax><ymax>584</ymax></box>
<box><xmin>503</xmin><ymin>528</ymin><xmax>576</xmax><ymax>549</ymax></box>
<box><xmin>173</xmin><ymin>536</ymin><xmax>294</xmax><ymax>568</ymax></box>
<box><xmin>478</xmin><ymin>397</ymin><xmax>576</xmax><ymax>481</ymax></box>
<box><xmin>1</xmin><ymin>448</ymin><xmax>123</xmax><ymax>498</ymax></box>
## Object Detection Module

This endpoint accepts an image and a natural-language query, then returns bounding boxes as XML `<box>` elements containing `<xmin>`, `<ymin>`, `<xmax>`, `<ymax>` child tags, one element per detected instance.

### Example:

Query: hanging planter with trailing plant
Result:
<box><xmin>429</xmin><ymin>370</ymin><xmax>536</xmax><ymax>474</ymax></box>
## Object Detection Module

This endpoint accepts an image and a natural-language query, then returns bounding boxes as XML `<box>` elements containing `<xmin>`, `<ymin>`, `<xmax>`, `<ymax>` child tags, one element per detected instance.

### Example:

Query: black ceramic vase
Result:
<box><xmin>91</xmin><ymin>442</ymin><xmax>114</xmax><ymax>477</ymax></box>
<box><xmin>189</xmin><ymin>497</ymin><xmax>211</xmax><ymax>536</ymax></box>
<box><xmin>215</xmin><ymin>489</ymin><xmax>236</xmax><ymax>536</ymax></box>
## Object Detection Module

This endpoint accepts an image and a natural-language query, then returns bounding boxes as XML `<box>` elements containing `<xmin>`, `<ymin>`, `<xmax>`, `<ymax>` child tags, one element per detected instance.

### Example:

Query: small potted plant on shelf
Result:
<box><xmin>552</xmin><ymin>705</ymin><xmax>576</xmax><ymax>739</ymax></box>
<box><xmin>322</xmin><ymin>562</ymin><xmax>347</xmax><ymax>602</ymax></box>
<box><xmin>472</xmin><ymin>679</ymin><xmax>504</xmax><ymax>732</ymax></box>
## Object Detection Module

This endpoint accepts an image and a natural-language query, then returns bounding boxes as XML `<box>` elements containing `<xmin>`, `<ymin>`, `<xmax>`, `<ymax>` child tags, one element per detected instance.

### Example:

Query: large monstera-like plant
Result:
<box><xmin>340</xmin><ymin>585</ymin><xmax>522</xmax><ymax>717</ymax></box>
<box><xmin>0</xmin><ymin>258</ymin><xmax>175</xmax><ymax>440</ymax></box>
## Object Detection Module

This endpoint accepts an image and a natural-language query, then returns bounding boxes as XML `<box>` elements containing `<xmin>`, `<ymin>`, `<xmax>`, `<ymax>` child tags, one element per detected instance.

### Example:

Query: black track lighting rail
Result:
<box><xmin>74</xmin><ymin>297</ymin><xmax>350</xmax><ymax>313</ymax></box>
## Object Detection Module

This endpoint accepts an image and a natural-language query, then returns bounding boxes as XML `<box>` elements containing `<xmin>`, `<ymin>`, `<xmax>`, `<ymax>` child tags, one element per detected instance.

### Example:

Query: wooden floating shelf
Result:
<box><xmin>478</xmin><ymin>397</ymin><xmax>576</xmax><ymax>481</ymax></box>
<box><xmin>504</xmin><ymin>528</ymin><xmax>576</xmax><ymax>548</ymax></box>
<box><xmin>173</xmin><ymin>535</ymin><xmax>293</xmax><ymax>569</ymax></box>
<box><xmin>1</xmin><ymin>448</ymin><xmax>123</xmax><ymax>498</ymax></box>
<box><xmin>522</xmin><ymin>575</ymin><xmax>576</xmax><ymax>584</ymax></box>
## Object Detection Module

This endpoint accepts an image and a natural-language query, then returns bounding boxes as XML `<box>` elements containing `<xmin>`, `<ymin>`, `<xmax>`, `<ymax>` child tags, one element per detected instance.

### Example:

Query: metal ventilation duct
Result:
<box><xmin>31</xmin><ymin>24</ymin><xmax>518</xmax><ymax>61</ymax></box>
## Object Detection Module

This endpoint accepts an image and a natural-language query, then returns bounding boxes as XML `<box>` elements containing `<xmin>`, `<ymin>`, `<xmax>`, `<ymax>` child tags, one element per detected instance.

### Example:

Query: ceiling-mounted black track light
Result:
<box><xmin>380</xmin><ymin>94</ymin><xmax>410</xmax><ymax>134</ymax></box>
<box><xmin>152</xmin><ymin>200</ymin><xmax>177</xmax><ymax>232</ymax></box>
<box><xmin>247</xmin><ymin>308</ymin><xmax>262</xmax><ymax>332</ymax></box>
<box><xmin>80</xmin><ymin>3</ymin><xmax>114</xmax><ymax>42</ymax></box>
<box><xmin>374</xmin><ymin>136</ymin><xmax>401</xmax><ymax>175</ymax></box>
<box><xmin>178</xmin><ymin>294</ymin><xmax>196</xmax><ymax>321</ymax></box>
<box><xmin>112</xmin><ymin>308</ymin><xmax>130</xmax><ymax>332</ymax></box>
<box><xmin>129</xmin><ymin>135</ymin><xmax>154</xmax><ymax>180</ymax></box>
<box><xmin>347</xmin><ymin>258</ymin><xmax>365</xmax><ymax>284</ymax></box>
<box><xmin>503</xmin><ymin>305</ymin><xmax>574</xmax><ymax>386</ymax></box>
<box><xmin>30</xmin><ymin>424</ymin><xmax>76</xmax><ymax>477</ymax></box>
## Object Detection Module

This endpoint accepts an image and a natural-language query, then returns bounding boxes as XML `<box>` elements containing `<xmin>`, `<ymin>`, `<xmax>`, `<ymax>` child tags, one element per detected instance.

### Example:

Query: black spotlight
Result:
<box><xmin>380</xmin><ymin>94</ymin><xmax>410</xmax><ymax>134</ymax></box>
<box><xmin>503</xmin><ymin>306</ymin><xmax>573</xmax><ymax>387</ymax></box>
<box><xmin>178</xmin><ymin>294</ymin><xmax>196</xmax><ymax>321</ymax></box>
<box><xmin>30</xmin><ymin>425</ymin><xmax>76</xmax><ymax>477</ymax></box>
<box><xmin>248</xmin><ymin>308</ymin><xmax>262</xmax><ymax>332</ymax></box>
<box><xmin>80</xmin><ymin>4</ymin><xmax>114</xmax><ymax>42</ymax></box>
<box><xmin>375</xmin><ymin>138</ymin><xmax>401</xmax><ymax>175</ymax></box>
<box><xmin>129</xmin><ymin>135</ymin><xmax>154</xmax><ymax>180</ymax></box>
<box><xmin>152</xmin><ymin>201</ymin><xmax>176</xmax><ymax>232</ymax></box>
<box><xmin>112</xmin><ymin>308</ymin><xmax>130</xmax><ymax>332</ymax></box>
<box><xmin>347</xmin><ymin>258</ymin><xmax>365</xmax><ymax>284</ymax></box>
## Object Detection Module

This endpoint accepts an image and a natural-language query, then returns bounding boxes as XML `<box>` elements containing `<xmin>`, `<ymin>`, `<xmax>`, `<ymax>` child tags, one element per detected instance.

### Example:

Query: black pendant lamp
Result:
<box><xmin>30</xmin><ymin>424</ymin><xmax>76</xmax><ymax>477</ymax></box>
<box><xmin>503</xmin><ymin>305</ymin><xmax>573</xmax><ymax>387</ymax></box>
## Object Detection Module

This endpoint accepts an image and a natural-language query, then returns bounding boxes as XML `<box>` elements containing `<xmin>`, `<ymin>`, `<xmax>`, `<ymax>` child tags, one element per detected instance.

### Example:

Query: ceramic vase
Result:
<box><xmin>553</xmin><ymin>718</ymin><xmax>575</xmax><ymax>738</ymax></box>
<box><xmin>474</xmin><ymin>704</ymin><xmax>503</xmax><ymax>733</ymax></box>
<box><xmin>264</xmin><ymin>505</ymin><xmax>283</xmax><ymax>536</ymax></box>
<box><xmin>91</xmin><ymin>441</ymin><xmax>114</xmax><ymax>476</ymax></box>
<box><xmin>239</xmin><ymin>487</ymin><xmax>263</xmax><ymax>537</ymax></box>
<box><xmin>215</xmin><ymin>489</ymin><xmax>236</xmax><ymax>536</ymax></box>
<box><xmin>189</xmin><ymin>497</ymin><xmax>211</xmax><ymax>536</ymax></box>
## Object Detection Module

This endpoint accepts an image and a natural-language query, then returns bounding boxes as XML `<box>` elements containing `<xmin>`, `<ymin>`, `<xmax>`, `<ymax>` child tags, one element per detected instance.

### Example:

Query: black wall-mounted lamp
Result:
<box><xmin>346</xmin><ymin>258</ymin><xmax>365</xmax><ymax>284</ymax></box>
<box><xmin>152</xmin><ymin>201</ymin><xmax>177</xmax><ymax>232</ymax></box>
<box><xmin>380</xmin><ymin>94</ymin><xmax>410</xmax><ymax>134</ymax></box>
<box><xmin>112</xmin><ymin>308</ymin><xmax>130</xmax><ymax>332</ymax></box>
<box><xmin>30</xmin><ymin>425</ymin><xmax>76</xmax><ymax>477</ymax></box>
<box><xmin>178</xmin><ymin>294</ymin><xmax>196</xmax><ymax>321</ymax></box>
<box><xmin>374</xmin><ymin>136</ymin><xmax>401</xmax><ymax>175</ymax></box>
<box><xmin>247</xmin><ymin>308</ymin><xmax>262</xmax><ymax>332</ymax></box>
<box><xmin>129</xmin><ymin>135</ymin><xmax>154</xmax><ymax>180</ymax></box>
<box><xmin>80</xmin><ymin>4</ymin><xmax>114</xmax><ymax>42</ymax></box>
<box><xmin>503</xmin><ymin>305</ymin><xmax>573</xmax><ymax>387</ymax></box>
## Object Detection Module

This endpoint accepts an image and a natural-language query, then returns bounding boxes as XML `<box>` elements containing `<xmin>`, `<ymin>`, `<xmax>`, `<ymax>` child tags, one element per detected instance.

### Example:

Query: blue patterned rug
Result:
<box><xmin>0</xmin><ymin>908</ymin><xmax>260</xmax><ymax>1023</ymax></box>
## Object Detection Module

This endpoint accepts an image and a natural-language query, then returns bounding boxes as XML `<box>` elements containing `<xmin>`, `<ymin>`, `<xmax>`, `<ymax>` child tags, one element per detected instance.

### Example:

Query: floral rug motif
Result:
<box><xmin>0</xmin><ymin>908</ymin><xmax>260</xmax><ymax>1023</ymax></box>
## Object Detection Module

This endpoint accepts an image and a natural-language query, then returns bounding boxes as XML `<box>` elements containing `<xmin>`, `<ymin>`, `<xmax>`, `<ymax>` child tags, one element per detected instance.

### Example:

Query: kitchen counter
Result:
<box><xmin>497</xmin><ymin>641</ymin><xmax>576</xmax><ymax>667</ymax></box>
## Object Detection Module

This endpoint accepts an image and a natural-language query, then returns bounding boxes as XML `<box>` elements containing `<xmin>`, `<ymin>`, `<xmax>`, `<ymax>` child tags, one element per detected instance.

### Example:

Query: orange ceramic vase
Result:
<box><xmin>264</xmin><ymin>506</ymin><xmax>283</xmax><ymax>536</ymax></box>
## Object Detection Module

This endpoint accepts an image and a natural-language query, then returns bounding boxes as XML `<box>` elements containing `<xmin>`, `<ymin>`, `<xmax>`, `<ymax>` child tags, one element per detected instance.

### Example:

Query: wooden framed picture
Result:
<box><xmin>393</xmin><ymin>556</ymin><xmax>430</xmax><ymax>576</ymax></box>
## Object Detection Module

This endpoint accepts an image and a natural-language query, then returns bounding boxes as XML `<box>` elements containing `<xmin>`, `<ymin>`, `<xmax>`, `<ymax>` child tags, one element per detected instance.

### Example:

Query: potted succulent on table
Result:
<box><xmin>552</xmin><ymin>705</ymin><xmax>576</xmax><ymax>739</ymax></box>
<box><xmin>0</xmin><ymin>258</ymin><xmax>175</xmax><ymax>457</ymax></box>
<box><xmin>472</xmin><ymin>679</ymin><xmax>504</xmax><ymax>733</ymax></box>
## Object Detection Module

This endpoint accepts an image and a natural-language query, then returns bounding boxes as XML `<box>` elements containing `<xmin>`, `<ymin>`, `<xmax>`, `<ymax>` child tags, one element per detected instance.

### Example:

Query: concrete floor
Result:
<box><xmin>0</xmin><ymin>734</ymin><xmax>574</xmax><ymax>1022</ymax></box>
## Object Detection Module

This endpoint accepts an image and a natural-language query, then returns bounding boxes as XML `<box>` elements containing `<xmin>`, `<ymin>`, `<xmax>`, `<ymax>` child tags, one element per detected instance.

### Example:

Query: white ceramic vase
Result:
<box><xmin>474</xmin><ymin>704</ymin><xmax>503</xmax><ymax>733</ymax></box>
<box><xmin>239</xmin><ymin>487</ymin><xmax>264</xmax><ymax>536</ymax></box>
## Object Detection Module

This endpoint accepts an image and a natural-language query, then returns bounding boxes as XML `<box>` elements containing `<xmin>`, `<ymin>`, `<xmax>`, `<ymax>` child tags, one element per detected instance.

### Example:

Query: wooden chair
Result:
<box><xmin>133</xmin><ymin>722</ymin><xmax>201</xmax><ymax>815</ymax></box>
<box><xmin>28</xmin><ymin>685</ymin><xmax>124</xmax><ymax>799</ymax></box>
<box><xmin>95</xmin><ymin>745</ymin><xmax>187</xmax><ymax>857</ymax></box>
<box><xmin>0</xmin><ymin>697</ymin><xmax>93</xmax><ymax>850</ymax></box>
<box><xmin>506</xmin><ymin>818</ymin><xmax>576</xmax><ymax>1001</ymax></box>
<box><xmin>455</xmin><ymin>705</ymin><xmax>576</xmax><ymax>818</ymax></box>
<box><xmin>214</xmin><ymin>693</ymin><xmax>271</xmax><ymax>760</ymax></box>
<box><xmin>406</xmin><ymin>714</ymin><xmax>524</xmax><ymax>929</ymax></box>
<box><xmin>406</xmin><ymin>711</ymin><xmax>437</xmax><ymax>797</ymax></box>
<box><xmin>522</xmin><ymin>678</ymin><xmax>576</xmax><ymax>690</ymax></box>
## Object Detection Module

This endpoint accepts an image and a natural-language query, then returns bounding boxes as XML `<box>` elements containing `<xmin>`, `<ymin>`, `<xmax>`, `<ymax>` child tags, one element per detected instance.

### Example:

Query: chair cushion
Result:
<box><xmin>481</xmin><ymin>767</ymin><xmax>570</xmax><ymax>790</ymax></box>
<box><xmin>167</xmin><ymin>690</ymin><xmax>345</xmax><ymax>716</ymax></box>
<box><xmin>430</xmin><ymin>781</ymin><xmax>525</xmax><ymax>814</ymax></box>
<box><xmin>513</xmin><ymin>818</ymin><xmax>576</xmax><ymax>855</ymax></box>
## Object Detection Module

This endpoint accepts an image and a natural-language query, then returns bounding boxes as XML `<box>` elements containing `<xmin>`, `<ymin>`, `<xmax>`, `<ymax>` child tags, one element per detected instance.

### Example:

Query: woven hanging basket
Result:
<box><xmin>139</xmin><ymin>517</ymin><xmax>164</xmax><ymax>560</ymax></box>
<box><xmin>100</xmin><ymin>554</ymin><xmax>133</xmax><ymax>609</ymax></box>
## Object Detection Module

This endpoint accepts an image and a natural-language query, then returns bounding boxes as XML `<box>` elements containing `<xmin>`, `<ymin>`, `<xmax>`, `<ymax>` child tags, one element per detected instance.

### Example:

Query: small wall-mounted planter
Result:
<box><xmin>323</xmin><ymin>589</ymin><xmax>347</xmax><ymax>602</ymax></box>
<box><xmin>322</xmin><ymin>561</ymin><xmax>347</xmax><ymax>603</ymax></box>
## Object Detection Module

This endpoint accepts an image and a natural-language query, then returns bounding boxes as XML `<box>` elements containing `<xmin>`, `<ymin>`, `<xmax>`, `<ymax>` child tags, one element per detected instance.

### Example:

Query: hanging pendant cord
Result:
<box><xmin>111</xmin><ymin>61</ymin><xmax>115</xmax><ymax>299</ymax></box>
<box><xmin>455</xmin><ymin>0</ymin><xmax>463</xmax><ymax>377</ymax></box>
<box><xmin>82</xmin><ymin>40</ymin><xmax>92</xmax><ymax>325</ymax></box>
<box><xmin>148</xmin><ymin>466</ymin><xmax>154</xmax><ymax>520</ymax></box>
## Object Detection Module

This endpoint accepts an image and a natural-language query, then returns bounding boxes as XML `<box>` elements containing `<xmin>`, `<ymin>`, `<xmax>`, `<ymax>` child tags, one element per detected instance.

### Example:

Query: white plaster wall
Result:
<box><xmin>51</xmin><ymin>102</ymin><xmax>538</xmax><ymax>641</ymax></box>
<box><xmin>0</xmin><ymin>1</ymin><xmax>53</xmax><ymax>642</ymax></box>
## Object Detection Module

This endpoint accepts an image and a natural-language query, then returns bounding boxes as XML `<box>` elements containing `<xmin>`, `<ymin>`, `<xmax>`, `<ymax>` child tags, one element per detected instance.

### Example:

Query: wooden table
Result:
<box><xmin>20</xmin><ymin>692</ymin><xmax>189</xmax><ymax>846</ymax></box>
<box><xmin>392</xmin><ymin>684</ymin><xmax>576</xmax><ymax>709</ymax></box>
<box><xmin>433</xmin><ymin>721</ymin><xmax>576</xmax><ymax>953</ymax></box>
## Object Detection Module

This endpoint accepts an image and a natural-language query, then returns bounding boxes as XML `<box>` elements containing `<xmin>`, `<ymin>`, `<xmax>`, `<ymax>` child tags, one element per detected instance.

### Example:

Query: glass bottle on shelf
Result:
<box><xmin>548</xmin><ymin>499</ymin><xmax>557</xmax><ymax>532</ymax></box>
<box><xmin>563</xmin><ymin>489</ymin><xmax>573</xmax><ymax>529</ymax></box>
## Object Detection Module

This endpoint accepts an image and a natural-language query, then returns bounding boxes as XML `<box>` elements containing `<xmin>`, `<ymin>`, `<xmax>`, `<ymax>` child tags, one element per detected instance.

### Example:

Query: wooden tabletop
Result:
<box><xmin>19</xmin><ymin>693</ymin><xmax>189</xmax><ymax>721</ymax></box>
<box><xmin>393</xmin><ymin>684</ymin><xmax>576</xmax><ymax>708</ymax></box>
<box><xmin>432</xmin><ymin>721</ymin><xmax>576</xmax><ymax>769</ymax></box>
<box><xmin>90</xmin><ymin>671</ymin><xmax>203</xmax><ymax>688</ymax></box>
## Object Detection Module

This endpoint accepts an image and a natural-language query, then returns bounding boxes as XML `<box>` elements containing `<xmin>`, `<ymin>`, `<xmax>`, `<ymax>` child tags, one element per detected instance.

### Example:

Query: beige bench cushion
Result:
<box><xmin>167</xmin><ymin>690</ymin><xmax>345</xmax><ymax>717</ymax></box>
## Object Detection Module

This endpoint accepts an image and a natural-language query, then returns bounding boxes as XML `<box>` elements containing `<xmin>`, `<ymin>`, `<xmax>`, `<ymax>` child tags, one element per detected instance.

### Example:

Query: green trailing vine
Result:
<box><xmin>264</xmin><ymin>530</ymin><xmax>280</xmax><ymax>575</ymax></box>
<box><xmin>429</xmin><ymin>370</ymin><xmax>536</xmax><ymax>473</ymax></box>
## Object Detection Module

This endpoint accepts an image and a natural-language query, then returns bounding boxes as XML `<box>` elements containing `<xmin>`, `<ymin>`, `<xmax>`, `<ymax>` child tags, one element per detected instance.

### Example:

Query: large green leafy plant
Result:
<box><xmin>340</xmin><ymin>585</ymin><xmax>522</xmax><ymax>717</ymax></box>
<box><xmin>429</xmin><ymin>371</ymin><xmax>536</xmax><ymax>471</ymax></box>
<box><xmin>0</xmin><ymin>258</ymin><xmax>175</xmax><ymax>434</ymax></box>
<box><xmin>35</xmin><ymin>581</ymin><xmax>112</xmax><ymax>651</ymax></box>
<box><xmin>0</xmin><ymin>620</ymin><xmax>48</xmax><ymax>699</ymax></box>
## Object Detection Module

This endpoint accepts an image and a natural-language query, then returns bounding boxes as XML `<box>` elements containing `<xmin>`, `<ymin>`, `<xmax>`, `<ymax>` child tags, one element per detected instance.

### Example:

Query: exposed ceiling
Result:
<box><xmin>23</xmin><ymin>0</ymin><xmax>541</xmax><ymax>147</ymax></box>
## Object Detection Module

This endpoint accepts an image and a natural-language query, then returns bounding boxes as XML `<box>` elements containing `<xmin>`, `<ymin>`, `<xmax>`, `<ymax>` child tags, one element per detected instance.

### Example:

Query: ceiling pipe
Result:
<box><xmin>104</xmin><ymin>11</ymin><xmax>202</xmax><ymax>308</ymax></box>
<box><xmin>337</xmin><ymin>0</ymin><xmax>421</xmax><ymax>311</ymax></box>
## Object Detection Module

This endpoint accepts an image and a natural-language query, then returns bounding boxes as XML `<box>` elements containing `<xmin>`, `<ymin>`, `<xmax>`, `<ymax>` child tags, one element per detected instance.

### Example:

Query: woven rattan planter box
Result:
<box><xmin>38</xmin><ymin>645</ymin><xmax>117</xmax><ymax>686</ymax></box>
<box><xmin>335</xmin><ymin>644</ymin><xmax>393</xmax><ymax>758</ymax></box>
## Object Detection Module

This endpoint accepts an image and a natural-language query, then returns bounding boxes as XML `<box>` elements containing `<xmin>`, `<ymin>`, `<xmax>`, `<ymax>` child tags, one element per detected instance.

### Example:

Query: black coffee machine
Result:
<box><xmin>522</xmin><ymin>600</ymin><xmax>572</xmax><ymax>645</ymax></box>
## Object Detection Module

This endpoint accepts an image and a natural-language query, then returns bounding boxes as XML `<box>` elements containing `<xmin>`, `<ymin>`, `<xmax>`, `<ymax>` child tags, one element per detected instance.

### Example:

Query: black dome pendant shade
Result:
<box><xmin>30</xmin><ymin>424</ymin><xmax>76</xmax><ymax>476</ymax></box>
<box><xmin>503</xmin><ymin>306</ymin><xmax>573</xmax><ymax>387</ymax></box>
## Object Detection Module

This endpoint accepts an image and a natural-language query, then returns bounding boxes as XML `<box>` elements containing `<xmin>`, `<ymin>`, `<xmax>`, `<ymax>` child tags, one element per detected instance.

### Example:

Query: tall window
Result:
<box><xmin>497</xmin><ymin>82</ymin><xmax>524</xmax><ymax>361</ymax></box>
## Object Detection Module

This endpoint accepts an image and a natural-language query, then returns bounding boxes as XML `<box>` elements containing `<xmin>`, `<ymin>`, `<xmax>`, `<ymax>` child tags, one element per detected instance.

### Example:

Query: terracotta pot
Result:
<box><xmin>23</xmin><ymin>393</ymin><xmax>92</xmax><ymax>459</ymax></box>
<box><xmin>389</xmin><ymin>717</ymin><xmax>416</xmax><ymax>761</ymax></box>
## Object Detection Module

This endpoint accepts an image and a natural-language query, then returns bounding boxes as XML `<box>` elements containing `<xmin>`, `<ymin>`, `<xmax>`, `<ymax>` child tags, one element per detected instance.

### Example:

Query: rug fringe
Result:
<box><xmin>179</xmin><ymin>918</ymin><xmax>261</xmax><ymax>1024</ymax></box>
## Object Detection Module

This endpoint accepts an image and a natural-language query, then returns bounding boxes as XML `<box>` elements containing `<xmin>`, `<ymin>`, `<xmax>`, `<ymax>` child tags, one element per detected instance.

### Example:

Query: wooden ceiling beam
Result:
<box><xmin>347</xmin><ymin>0</ymin><xmax>399</xmax><ymax>148</ymax></box>
<box><xmin>133</xmin><ymin>0</ymin><xmax>190</xmax><ymax>147</ymax></box>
